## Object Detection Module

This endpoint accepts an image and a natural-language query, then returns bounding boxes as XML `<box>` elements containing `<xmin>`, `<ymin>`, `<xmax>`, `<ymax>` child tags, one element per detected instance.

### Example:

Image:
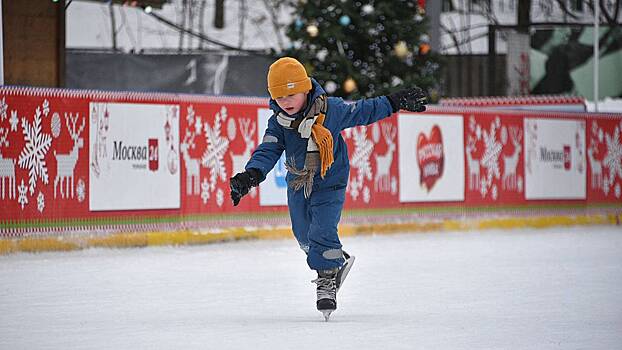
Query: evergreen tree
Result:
<box><xmin>283</xmin><ymin>0</ymin><xmax>441</xmax><ymax>100</ymax></box>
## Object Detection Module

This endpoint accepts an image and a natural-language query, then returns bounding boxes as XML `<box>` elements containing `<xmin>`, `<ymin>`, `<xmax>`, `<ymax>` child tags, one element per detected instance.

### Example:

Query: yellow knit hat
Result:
<box><xmin>267</xmin><ymin>57</ymin><xmax>312</xmax><ymax>99</ymax></box>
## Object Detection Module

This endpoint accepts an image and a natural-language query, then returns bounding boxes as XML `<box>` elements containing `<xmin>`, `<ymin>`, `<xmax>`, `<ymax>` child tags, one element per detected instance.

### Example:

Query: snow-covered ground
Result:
<box><xmin>1</xmin><ymin>225</ymin><xmax>621</xmax><ymax>349</ymax></box>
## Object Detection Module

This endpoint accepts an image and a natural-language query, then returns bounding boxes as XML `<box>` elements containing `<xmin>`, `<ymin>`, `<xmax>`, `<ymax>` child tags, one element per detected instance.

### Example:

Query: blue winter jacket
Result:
<box><xmin>246</xmin><ymin>79</ymin><xmax>394</xmax><ymax>193</ymax></box>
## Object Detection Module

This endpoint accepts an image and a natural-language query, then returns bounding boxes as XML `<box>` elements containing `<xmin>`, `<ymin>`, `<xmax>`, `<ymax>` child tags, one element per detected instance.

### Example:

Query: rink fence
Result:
<box><xmin>0</xmin><ymin>87</ymin><xmax>620</xmax><ymax>254</ymax></box>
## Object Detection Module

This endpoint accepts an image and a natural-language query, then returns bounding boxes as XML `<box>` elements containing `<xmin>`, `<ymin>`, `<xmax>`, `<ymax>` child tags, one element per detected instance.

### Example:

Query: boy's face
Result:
<box><xmin>275</xmin><ymin>92</ymin><xmax>307</xmax><ymax>116</ymax></box>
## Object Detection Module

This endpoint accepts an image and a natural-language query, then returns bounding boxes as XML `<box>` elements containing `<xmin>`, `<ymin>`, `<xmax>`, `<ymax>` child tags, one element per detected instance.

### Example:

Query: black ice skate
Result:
<box><xmin>312</xmin><ymin>268</ymin><xmax>338</xmax><ymax>321</ymax></box>
<box><xmin>312</xmin><ymin>251</ymin><xmax>356</xmax><ymax>321</ymax></box>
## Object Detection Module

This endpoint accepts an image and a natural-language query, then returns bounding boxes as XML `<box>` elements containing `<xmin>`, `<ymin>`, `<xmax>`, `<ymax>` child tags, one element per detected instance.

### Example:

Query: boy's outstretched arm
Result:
<box><xmin>229</xmin><ymin>117</ymin><xmax>285</xmax><ymax>206</ymax></box>
<box><xmin>338</xmin><ymin>86</ymin><xmax>428</xmax><ymax>129</ymax></box>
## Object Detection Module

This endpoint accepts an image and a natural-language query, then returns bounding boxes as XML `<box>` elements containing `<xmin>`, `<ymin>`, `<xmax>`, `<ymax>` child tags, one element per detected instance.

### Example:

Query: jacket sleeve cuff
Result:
<box><xmin>386</xmin><ymin>95</ymin><xmax>399</xmax><ymax>113</ymax></box>
<box><xmin>246</xmin><ymin>167</ymin><xmax>264</xmax><ymax>187</ymax></box>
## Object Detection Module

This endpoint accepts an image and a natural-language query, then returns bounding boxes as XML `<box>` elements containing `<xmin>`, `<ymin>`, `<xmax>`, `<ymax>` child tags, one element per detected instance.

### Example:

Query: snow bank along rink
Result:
<box><xmin>1</xmin><ymin>225</ymin><xmax>620</xmax><ymax>350</ymax></box>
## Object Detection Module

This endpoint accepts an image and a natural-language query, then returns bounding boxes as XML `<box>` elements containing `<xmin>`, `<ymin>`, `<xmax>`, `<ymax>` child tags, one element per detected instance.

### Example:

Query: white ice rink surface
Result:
<box><xmin>1</xmin><ymin>226</ymin><xmax>621</xmax><ymax>350</ymax></box>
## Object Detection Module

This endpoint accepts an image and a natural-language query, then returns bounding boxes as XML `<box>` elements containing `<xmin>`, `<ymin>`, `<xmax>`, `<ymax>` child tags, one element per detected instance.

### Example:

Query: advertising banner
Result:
<box><xmin>524</xmin><ymin>118</ymin><xmax>586</xmax><ymax>199</ymax></box>
<box><xmin>464</xmin><ymin>113</ymin><xmax>526</xmax><ymax>204</ymax></box>
<box><xmin>257</xmin><ymin>108</ymin><xmax>288</xmax><ymax>206</ymax></box>
<box><xmin>0</xmin><ymin>95</ymin><xmax>91</xmax><ymax>221</ymax></box>
<box><xmin>586</xmin><ymin>118</ymin><xmax>622</xmax><ymax>201</ymax></box>
<box><xmin>89</xmin><ymin>102</ymin><xmax>180</xmax><ymax>211</ymax></box>
<box><xmin>398</xmin><ymin>113</ymin><xmax>464</xmax><ymax>202</ymax></box>
<box><xmin>342</xmin><ymin>118</ymin><xmax>400</xmax><ymax>208</ymax></box>
<box><xmin>178</xmin><ymin>102</ymin><xmax>267</xmax><ymax>211</ymax></box>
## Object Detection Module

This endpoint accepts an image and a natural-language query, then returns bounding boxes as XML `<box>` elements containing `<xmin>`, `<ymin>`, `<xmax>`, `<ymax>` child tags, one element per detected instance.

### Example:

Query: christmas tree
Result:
<box><xmin>283</xmin><ymin>0</ymin><xmax>441</xmax><ymax>100</ymax></box>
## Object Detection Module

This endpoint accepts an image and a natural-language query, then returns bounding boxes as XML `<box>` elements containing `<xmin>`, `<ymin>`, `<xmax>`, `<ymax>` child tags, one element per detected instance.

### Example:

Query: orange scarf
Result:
<box><xmin>311</xmin><ymin>113</ymin><xmax>334</xmax><ymax>178</ymax></box>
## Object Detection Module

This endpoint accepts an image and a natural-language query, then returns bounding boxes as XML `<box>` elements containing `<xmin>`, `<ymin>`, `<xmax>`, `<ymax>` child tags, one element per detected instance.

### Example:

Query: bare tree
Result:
<box><xmin>261</xmin><ymin>0</ymin><xmax>286</xmax><ymax>52</ymax></box>
<box><xmin>553</xmin><ymin>0</ymin><xmax>621</xmax><ymax>27</ymax></box>
<box><xmin>178</xmin><ymin>0</ymin><xmax>187</xmax><ymax>51</ymax></box>
<box><xmin>440</xmin><ymin>0</ymin><xmax>621</xmax><ymax>54</ymax></box>
<box><xmin>440</xmin><ymin>0</ymin><xmax>501</xmax><ymax>53</ymax></box>
<box><xmin>198</xmin><ymin>0</ymin><xmax>207</xmax><ymax>49</ymax></box>
<box><xmin>239</xmin><ymin>0</ymin><xmax>247</xmax><ymax>49</ymax></box>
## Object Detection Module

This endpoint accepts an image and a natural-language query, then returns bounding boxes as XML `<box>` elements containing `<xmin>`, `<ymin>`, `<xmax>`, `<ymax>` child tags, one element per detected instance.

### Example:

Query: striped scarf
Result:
<box><xmin>276</xmin><ymin>94</ymin><xmax>334</xmax><ymax>198</ymax></box>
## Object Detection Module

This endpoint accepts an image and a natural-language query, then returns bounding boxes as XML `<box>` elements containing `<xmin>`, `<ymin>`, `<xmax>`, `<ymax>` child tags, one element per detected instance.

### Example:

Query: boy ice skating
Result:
<box><xmin>229</xmin><ymin>57</ymin><xmax>427</xmax><ymax>320</ymax></box>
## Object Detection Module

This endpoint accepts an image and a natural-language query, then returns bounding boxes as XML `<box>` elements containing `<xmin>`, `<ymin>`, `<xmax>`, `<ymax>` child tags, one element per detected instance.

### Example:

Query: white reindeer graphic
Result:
<box><xmin>54</xmin><ymin>113</ymin><xmax>85</xmax><ymax>199</ymax></box>
<box><xmin>465</xmin><ymin>137</ymin><xmax>480</xmax><ymax>190</ymax></box>
<box><xmin>0</xmin><ymin>128</ymin><xmax>16</xmax><ymax>199</ymax></box>
<box><xmin>587</xmin><ymin>144</ymin><xmax>602</xmax><ymax>189</ymax></box>
<box><xmin>181</xmin><ymin>129</ymin><xmax>201</xmax><ymax>195</ymax></box>
<box><xmin>230</xmin><ymin>118</ymin><xmax>256</xmax><ymax>175</ymax></box>
<box><xmin>502</xmin><ymin>127</ymin><xmax>522</xmax><ymax>190</ymax></box>
<box><xmin>374</xmin><ymin>124</ymin><xmax>396</xmax><ymax>192</ymax></box>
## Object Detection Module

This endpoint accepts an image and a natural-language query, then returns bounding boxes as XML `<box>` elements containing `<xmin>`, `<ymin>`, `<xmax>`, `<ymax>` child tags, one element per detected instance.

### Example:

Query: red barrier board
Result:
<box><xmin>0</xmin><ymin>87</ymin><xmax>620</xmax><ymax>237</ymax></box>
<box><xmin>463</xmin><ymin>112</ymin><xmax>526</xmax><ymax>205</ymax></box>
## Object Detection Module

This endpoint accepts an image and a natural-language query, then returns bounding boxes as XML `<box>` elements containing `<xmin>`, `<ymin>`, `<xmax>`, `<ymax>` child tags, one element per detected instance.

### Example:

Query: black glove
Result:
<box><xmin>230</xmin><ymin>168</ymin><xmax>262</xmax><ymax>206</ymax></box>
<box><xmin>387</xmin><ymin>87</ymin><xmax>428</xmax><ymax>113</ymax></box>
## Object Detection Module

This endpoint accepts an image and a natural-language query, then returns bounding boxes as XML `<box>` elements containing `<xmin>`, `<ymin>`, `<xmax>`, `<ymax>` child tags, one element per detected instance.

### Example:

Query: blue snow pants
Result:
<box><xmin>287</xmin><ymin>186</ymin><xmax>346</xmax><ymax>271</ymax></box>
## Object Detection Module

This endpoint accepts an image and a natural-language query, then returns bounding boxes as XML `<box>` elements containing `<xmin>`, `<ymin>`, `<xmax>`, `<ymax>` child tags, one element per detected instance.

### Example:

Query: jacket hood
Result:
<box><xmin>269</xmin><ymin>78</ymin><xmax>326</xmax><ymax>119</ymax></box>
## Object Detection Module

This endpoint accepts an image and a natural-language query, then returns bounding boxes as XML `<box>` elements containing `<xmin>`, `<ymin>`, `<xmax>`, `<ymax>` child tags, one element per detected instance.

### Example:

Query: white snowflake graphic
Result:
<box><xmin>603</xmin><ymin>126</ymin><xmax>622</xmax><ymax>182</ymax></box>
<box><xmin>195</xmin><ymin>116</ymin><xmax>203</xmax><ymax>135</ymax></box>
<box><xmin>347</xmin><ymin>126</ymin><xmax>374</xmax><ymax>200</ymax></box>
<box><xmin>37</xmin><ymin>191</ymin><xmax>45</xmax><ymax>213</ymax></box>
<box><xmin>216</xmin><ymin>188</ymin><xmax>224</xmax><ymax>207</ymax></box>
<box><xmin>0</xmin><ymin>127</ymin><xmax>7</xmax><ymax>147</ymax></box>
<box><xmin>0</xmin><ymin>97</ymin><xmax>7</xmax><ymax>121</ymax></box>
<box><xmin>18</xmin><ymin>104</ymin><xmax>52</xmax><ymax>195</ymax></box>
<box><xmin>17</xmin><ymin>179</ymin><xmax>28</xmax><ymax>210</ymax></box>
<box><xmin>42</xmin><ymin>100</ymin><xmax>50</xmax><ymax>117</ymax></box>
<box><xmin>9</xmin><ymin>110</ymin><xmax>19</xmax><ymax>132</ymax></box>
<box><xmin>76</xmin><ymin>178</ymin><xmax>86</xmax><ymax>203</ymax></box>
<box><xmin>362</xmin><ymin>186</ymin><xmax>371</xmax><ymax>203</ymax></box>
<box><xmin>51</xmin><ymin>112</ymin><xmax>61</xmax><ymax>138</ymax></box>
<box><xmin>186</xmin><ymin>105</ymin><xmax>196</xmax><ymax>124</ymax></box>
<box><xmin>201</xmin><ymin>177</ymin><xmax>210</xmax><ymax>204</ymax></box>
<box><xmin>201</xmin><ymin>107</ymin><xmax>230</xmax><ymax>192</ymax></box>
<box><xmin>480</xmin><ymin>123</ymin><xmax>503</xmax><ymax>197</ymax></box>
<box><xmin>349</xmin><ymin>177</ymin><xmax>361</xmax><ymax>200</ymax></box>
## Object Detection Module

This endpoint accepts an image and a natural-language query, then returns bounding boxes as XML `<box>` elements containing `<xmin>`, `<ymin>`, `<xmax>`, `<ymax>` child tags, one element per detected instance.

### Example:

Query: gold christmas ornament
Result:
<box><xmin>306</xmin><ymin>24</ymin><xmax>319</xmax><ymax>37</ymax></box>
<box><xmin>343</xmin><ymin>78</ymin><xmax>357</xmax><ymax>93</ymax></box>
<box><xmin>393</xmin><ymin>41</ymin><xmax>410</xmax><ymax>58</ymax></box>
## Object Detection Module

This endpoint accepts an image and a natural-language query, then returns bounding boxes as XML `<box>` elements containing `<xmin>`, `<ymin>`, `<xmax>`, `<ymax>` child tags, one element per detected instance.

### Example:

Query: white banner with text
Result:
<box><xmin>89</xmin><ymin>102</ymin><xmax>180</xmax><ymax>211</ymax></box>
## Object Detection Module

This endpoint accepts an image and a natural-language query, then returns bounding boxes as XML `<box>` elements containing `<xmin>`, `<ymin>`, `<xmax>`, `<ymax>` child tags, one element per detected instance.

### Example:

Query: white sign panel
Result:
<box><xmin>524</xmin><ymin>118</ymin><xmax>586</xmax><ymax>199</ymax></box>
<box><xmin>257</xmin><ymin>108</ymin><xmax>288</xmax><ymax>206</ymax></box>
<box><xmin>89</xmin><ymin>103</ymin><xmax>180</xmax><ymax>211</ymax></box>
<box><xmin>398</xmin><ymin>114</ymin><xmax>465</xmax><ymax>202</ymax></box>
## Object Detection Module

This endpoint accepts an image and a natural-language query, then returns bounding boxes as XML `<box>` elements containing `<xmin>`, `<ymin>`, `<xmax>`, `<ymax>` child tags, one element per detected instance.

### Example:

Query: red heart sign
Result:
<box><xmin>416</xmin><ymin>125</ymin><xmax>444</xmax><ymax>192</ymax></box>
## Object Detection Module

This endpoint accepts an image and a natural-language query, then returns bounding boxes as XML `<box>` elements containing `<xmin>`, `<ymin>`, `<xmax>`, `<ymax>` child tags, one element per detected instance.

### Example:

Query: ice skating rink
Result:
<box><xmin>1</xmin><ymin>225</ymin><xmax>621</xmax><ymax>350</ymax></box>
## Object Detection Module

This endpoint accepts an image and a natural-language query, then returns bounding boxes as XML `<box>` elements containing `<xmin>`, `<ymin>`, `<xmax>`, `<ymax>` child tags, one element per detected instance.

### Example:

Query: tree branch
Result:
<box><xmin>261</xmin><ymin>0</ymin><xmax>285</xmax><ymax>52</ymax></box>
<box><xmin>553</xmin><ymin>0</ymin><xmax>581</xmax><ymax>20</ymax></box>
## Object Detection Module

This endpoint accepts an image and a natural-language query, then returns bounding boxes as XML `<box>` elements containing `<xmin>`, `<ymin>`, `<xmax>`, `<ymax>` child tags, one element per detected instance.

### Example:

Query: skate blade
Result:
<box><xmin>336</xmin><ymin>255</ymin><xmax>355</xmax><ymax>292</ymax></box>
<box><xmin>321</xmin><ymin>310</ymin><xmax>333</xmax><ymax>322</ymax></box>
